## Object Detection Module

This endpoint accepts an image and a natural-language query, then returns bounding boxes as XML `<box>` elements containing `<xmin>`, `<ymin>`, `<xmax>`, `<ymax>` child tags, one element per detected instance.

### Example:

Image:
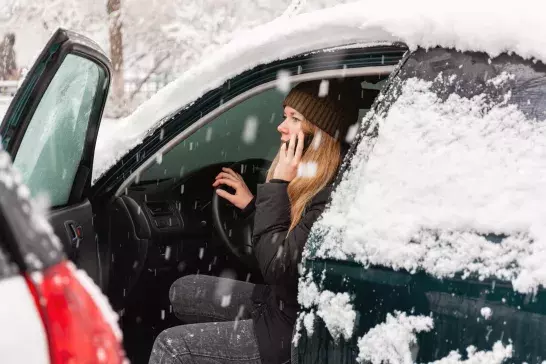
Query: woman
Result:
<box><xmin>149</xmin><ymin>79</ymin><xmax>360</xmax><ymax>364</ymax></box>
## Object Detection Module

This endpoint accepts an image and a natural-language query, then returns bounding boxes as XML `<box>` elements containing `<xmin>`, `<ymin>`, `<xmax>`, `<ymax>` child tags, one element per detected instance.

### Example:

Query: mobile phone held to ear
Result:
<box><xmin>283</xmin><ymin>134</ymin><xmax>314</xmax><ymax>153</ymax></box>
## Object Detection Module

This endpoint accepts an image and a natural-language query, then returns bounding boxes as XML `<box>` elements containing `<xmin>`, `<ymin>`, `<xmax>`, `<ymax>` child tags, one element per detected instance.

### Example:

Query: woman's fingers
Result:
<box><xmin>222</xmin><ymin>167</ymin><xmax>240</xmax><ymax>179</ymax></box>
<box><xmin>220</xmin><ymin>167</ymin><xmax>245</xmax><ymax>182</ymax></box>
<box><xmin>279</xmin><ymin>140</ymin><xmax>287</xmax><ymax>160</ymax></box>
<box><xmin>215</xmin><ymin>172</ymin><xmax>238</xmax><ymax>181</ymax></box>
<box><xmin>294</xmin><ymin>131</ymin><xmax>305</xmax><ymax>162</ymax></box>
<box><xmin>287</xmin><ymin>133</ymin><xmax>297</xmax><ymax>156</ymax></box>
<box><xmin>212</xmin><ymin>178</ymin><xmax>238</xmax><ymax>189</ymax></box>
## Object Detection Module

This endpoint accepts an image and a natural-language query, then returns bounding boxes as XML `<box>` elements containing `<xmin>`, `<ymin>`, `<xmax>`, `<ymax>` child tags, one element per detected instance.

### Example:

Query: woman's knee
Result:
<box><xmin>170</xmin><ymin>275</ymin><xmax>212</xmax><ymax>301</ymax></box>
<box><xmin>149</xmin><ymin>327</ymin><xmax>188</xmax><ymax>364</ymax></box>
<box><xmin>169</xmin><ymin>275</ymin><xmax>217</xmax><ymax>317</ymax></box>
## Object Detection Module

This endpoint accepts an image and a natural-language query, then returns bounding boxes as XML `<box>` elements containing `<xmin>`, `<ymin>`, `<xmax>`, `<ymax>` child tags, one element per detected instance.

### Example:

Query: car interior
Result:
<box><xmin>100</xmin><ymin>74</ymin><xmax>388</xmax><ymax>363</ymax></box>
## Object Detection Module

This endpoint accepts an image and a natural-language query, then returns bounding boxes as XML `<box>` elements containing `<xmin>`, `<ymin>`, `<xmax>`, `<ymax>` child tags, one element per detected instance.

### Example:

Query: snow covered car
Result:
<box><xmin>294</xmin><ymin>47</ymin><xmax>546</xmax><ymax>363</ymax></box>
<box><xmin>0</xmin><ymin>29</ymin><xmax>124</xmax><ymax>364</ymax></box>
<box><xmin>4</xmin><ymin>2</ymin><xmax>546</xmax><ymax>363</ymax></box>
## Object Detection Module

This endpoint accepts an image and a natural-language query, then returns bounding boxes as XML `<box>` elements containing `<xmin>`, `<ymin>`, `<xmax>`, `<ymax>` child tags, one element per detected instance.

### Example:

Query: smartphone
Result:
<box><xmin>283</xmin><ymin>134</ymin><xmax>314</xmax><ymax>153</ymax></box>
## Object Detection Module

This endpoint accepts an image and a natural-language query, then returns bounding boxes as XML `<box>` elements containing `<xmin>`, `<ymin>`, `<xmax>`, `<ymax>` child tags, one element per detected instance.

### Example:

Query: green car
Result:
<box><xmin>3</xmin><ymin>10</ymin><xmax>546</xmax><ymax>364</ymax></box>
<box><xmin>294</xmin><ymin>48</ymin><xmax>546</xmax><ymax>363</ymax></box>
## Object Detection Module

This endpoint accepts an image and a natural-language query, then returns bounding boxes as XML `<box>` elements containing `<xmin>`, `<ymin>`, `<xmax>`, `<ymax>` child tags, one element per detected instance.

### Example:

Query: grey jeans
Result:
<box><xmin>149</xmin><ymin>274</ymin><xmax>262</xmax><ymax>364</ymax></box>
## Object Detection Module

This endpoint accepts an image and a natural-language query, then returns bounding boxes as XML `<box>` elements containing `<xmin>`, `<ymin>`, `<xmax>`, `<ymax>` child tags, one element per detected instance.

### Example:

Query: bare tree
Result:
<box><xmin>107</xmin><ymin>0</ymin><xmax>124</xmax><ymax>102</ymax></box>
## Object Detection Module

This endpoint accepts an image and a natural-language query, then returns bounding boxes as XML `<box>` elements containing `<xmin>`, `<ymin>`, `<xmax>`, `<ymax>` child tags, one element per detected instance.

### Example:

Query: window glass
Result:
<box><xmin>13</xmin><ymin>54</ymin><xmax>101</xmax><ymax>206</ymax></box>
<box><xmin>141</xmin><ymin>88</ymin><xmax>286</xmax><ymax>182</ymax></box>
<box><xmin>140</xmin><ymin>79</ymin><xmax>380</xmax><ymax>183</ymax></box>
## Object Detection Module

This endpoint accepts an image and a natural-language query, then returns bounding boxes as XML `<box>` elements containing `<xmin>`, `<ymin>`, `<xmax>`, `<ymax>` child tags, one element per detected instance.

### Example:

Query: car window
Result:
<box><xmin>12</xmin><ymin>54</ymin><xmax>101</xmax><ymax>207</ymax></box>
<box><xmin>140</xmin><ymin>88</ymin><xmax>284</xmax><ymax>182</ymax></box>
<box><xmin>140</xmin><ymin>82</ymin><xmax>377</xmax><ymax>183</ymax></box>
<box><xmin>310</xmin><ymin>48</ymin><xmax>546</xmax><ymax>292</ymax></box>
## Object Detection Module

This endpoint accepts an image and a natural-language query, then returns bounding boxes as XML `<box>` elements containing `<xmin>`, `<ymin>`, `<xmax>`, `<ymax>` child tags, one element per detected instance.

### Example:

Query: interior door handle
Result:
<box><xmin>64</xmin><ymin>221</ymin><xmax>83</xmax><ymax>249</ymax></box>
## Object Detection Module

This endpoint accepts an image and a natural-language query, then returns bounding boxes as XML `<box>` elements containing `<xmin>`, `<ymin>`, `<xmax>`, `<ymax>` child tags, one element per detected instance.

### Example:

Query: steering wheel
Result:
<box><xmin>211</xmin><ymin>158</ymin><xmax>271</xmax><ymax>262</ymax></box>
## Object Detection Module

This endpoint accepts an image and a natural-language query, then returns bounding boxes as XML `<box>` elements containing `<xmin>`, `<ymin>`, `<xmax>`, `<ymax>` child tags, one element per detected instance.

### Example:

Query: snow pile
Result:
<box><xmin>312</xmin><ymin>75</ymin><xmax>546</xmax><ymax>293</ymax></box>
<box><xmin>297</xmin><ymin>274</ymin><xmax>356</xmax><ymax>340</ymax></box>
<box><xmin>429</xmin><ymin>342</ymin><xmax>512</xmax><ymax>364</ymax></box>
<box><xmin>356</xmin><ymin>311</ymin><xmax>433</xmax><ymax>364</ymax></box>
<box><xmin>357</xmin><ymin>312</ymin><xmax>512</xmax><ymax>364</ymax></box>
<box><xmin>93</xmin><ymin>0</ymin><xmax>546</xmax><ymax>182</ymax></box>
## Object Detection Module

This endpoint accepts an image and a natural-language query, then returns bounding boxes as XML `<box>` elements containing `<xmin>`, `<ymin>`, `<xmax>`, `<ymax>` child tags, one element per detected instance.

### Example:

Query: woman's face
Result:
<box><xmin>278</xmin><ymin>106</ymin><xmax>305</xmax><ymax>142</ymax></box>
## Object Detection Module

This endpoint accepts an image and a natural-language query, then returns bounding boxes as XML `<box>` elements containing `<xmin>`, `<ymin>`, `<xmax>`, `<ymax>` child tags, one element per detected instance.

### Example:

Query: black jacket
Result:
<box><xmin>244</xmin><ymin>180</ymin><xmax>332</xmax><ymax>364</ymax></box>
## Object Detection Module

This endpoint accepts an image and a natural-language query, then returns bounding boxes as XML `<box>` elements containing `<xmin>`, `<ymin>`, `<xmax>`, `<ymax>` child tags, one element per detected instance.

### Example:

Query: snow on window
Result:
<box><xmin>357</xmin><ymin>311</ymin><xmax>433</xmax><ymax>364</ymax></box>
<box><xmin>312</xmin><ymin>75</ymin><xmax>546</xmax><ymax>293</ymax></box>
<box><xmin>297</xmin><ymin>273</ymin><xmax>356</xmax><ymax>341</ymax></box>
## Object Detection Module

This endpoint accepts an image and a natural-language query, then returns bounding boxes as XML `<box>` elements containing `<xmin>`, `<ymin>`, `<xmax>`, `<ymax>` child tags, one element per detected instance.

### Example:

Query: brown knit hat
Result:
<box><xmin>283</xmin><ymin>79</ymin><xmax>361</xmax><ymax>140</ymax></box>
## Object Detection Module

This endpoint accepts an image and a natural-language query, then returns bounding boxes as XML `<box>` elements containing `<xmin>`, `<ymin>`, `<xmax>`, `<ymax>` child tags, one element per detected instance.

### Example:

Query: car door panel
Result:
<box><xmin>295</xmin><ymin>49</ymin><xmax>546</xmax><ymax>363</ymax></box>
<box><xmin>0</xmin><ymin>28</ymin><xmax>111</xmax><ymax>285</ymax></box>
<box><xmin>49</xmin><ymin>199</ymin><xmax>101</xmax><ymax>285</ymax></box>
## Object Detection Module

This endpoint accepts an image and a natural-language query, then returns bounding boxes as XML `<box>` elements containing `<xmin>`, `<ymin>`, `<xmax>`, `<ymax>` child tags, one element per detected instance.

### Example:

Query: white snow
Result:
<box><xmin>312</xmin><ymin>75</ymin><xmax>546</xmax><ymax>293</ymax></box>
<box><xmin>93</xmin><ymin>0</ymin><xmax>546</xmax><ymax>183</ymax></box>
<box><xmin>297</xmin><ymin>162</ymin><xmax>318</xmax><ymax>178</ymax></box>
<box><xmin>345</xmin><ymin>122</ymin><xmax>359</xmax><ymax>143</ymax></box>
<box><xmin>318</xmin><ymin>80</ymin><xmax>329</xmax><ymax>97</ymax></box>
<box><xmin>297</xmin><ymin>273</ymin><xmax>356</xmax><ymax>340</ymax></box>
<box><xmin>303</xmin><ymin>311</ymin><xmax>316</xmax><ymax>335</ymax></box>
<box><xmin>357</xmin><ymin>312</ymin><xmax>511</xmax><ymax>364</ymax></box>
<box><xmin>276</xmin><ymin>70</ymin><xmax>292</xmax><ymax>93</ymax></box>
<box><xmin>241</xmin><ymin>116</ymin><xmax>259</xmax><ymax>144</ymax></box>
<box><xmin>315</xmin><ymin>290</ymin><xmax>355</xmax><ymax>340</ymax></box>
<box><xmin>356</xmin><ymin>311</ymin><xmax>433</xmax><ymax>364</ymax></box>
<box><xmin>429</xmin><ymin>342</ymin><xmax>512</xmax><ymax>364</ymax></box>
<box><xmin>481</xmin><ymin>307</ymin><xmax>493</xmax><ymax>320</ymax></box>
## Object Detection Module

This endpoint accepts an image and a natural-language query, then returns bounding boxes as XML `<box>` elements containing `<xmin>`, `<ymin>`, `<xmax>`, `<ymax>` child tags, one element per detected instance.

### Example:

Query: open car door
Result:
<box><xmin>0</xmin><ymin>28</ymin><xmax>111</xmax><ymax>287</ymax></box>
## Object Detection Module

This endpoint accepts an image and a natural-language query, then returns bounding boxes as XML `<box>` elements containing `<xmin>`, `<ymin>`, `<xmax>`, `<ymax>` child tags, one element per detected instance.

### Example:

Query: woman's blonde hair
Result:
<box><xmin>267</xmin><ymin>118</ymin><xmax>342</xmax><ymax>232</ymax></box>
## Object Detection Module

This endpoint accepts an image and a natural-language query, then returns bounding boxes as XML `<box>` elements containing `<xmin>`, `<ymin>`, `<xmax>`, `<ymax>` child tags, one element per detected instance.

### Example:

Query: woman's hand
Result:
<box><xmin>272</xmin><ymin>132</ymin><xmax>305</xmax><ymax>182</ymax></box>
<box><xmin>212</xmin><ymin>167</ymin><xmax>254</xmax><ymax>210</ymax></box>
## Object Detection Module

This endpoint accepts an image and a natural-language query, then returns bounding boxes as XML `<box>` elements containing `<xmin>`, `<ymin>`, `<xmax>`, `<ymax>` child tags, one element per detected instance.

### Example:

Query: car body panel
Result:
<box><xmin>0</xmin><ymin>275</ymin><xmax>49</xmax><ymax>364</ymax></box>
<box><xmin>296</xmin><ymin>47</ymin><xmax>546</xmax><ymax>363</ymax></box>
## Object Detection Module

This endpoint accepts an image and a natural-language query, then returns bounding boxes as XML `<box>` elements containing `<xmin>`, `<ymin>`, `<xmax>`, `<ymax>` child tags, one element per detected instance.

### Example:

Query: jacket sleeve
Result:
<box><xmin>252</xmin><ymin>182</ymin><xmax>326</xmax><ymax>285</ymax></box>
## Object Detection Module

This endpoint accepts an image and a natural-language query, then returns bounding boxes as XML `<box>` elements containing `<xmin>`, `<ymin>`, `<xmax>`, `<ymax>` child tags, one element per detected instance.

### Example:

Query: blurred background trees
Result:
<box><xmin>0</xmin><ymin>0</ymin><xmax>351</xmax><ymax>117</ymax></box>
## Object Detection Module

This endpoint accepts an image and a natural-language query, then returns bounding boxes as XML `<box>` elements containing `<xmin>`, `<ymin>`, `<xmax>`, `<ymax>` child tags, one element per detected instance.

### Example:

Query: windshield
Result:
<box><xmin>308</xmin><ymin>48</ymin><xmax>546</xmax><ymax>294</ymax></box>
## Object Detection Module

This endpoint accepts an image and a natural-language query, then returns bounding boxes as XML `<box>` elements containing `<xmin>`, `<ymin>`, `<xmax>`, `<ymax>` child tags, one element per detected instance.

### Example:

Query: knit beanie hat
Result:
<box><xmin>283</xmin><ymin>78</ymin><xmax>361</xmax><ymax>140</ymax></box>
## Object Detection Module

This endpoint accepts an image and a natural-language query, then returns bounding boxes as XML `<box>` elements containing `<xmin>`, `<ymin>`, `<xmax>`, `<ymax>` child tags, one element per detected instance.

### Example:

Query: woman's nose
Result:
<box><xmin>277</xmin><ymin>119</ymin><xmax>289</xmax><ymax>134</ymax></box>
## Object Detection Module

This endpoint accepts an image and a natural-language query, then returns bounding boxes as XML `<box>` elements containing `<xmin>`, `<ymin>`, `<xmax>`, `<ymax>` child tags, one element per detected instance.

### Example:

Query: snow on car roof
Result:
<box><xmin>93</xmin><ymin>0</ymin><xmax>546</xmax><ymax>182</ymax></box>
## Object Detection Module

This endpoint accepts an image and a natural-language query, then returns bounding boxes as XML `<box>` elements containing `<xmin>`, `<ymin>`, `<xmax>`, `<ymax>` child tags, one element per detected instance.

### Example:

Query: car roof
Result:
<box><xmin>94</xmin><ymin>0</ymin><xmax>546</xmax><ymax>182</ymax></box>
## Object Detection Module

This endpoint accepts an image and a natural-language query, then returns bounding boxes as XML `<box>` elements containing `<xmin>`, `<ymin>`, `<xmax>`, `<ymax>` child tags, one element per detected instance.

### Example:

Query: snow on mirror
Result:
<box><xmin>307</xmin><ymin>48</ymin><xmax>546</xmax><ymax>294</ymax></box>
